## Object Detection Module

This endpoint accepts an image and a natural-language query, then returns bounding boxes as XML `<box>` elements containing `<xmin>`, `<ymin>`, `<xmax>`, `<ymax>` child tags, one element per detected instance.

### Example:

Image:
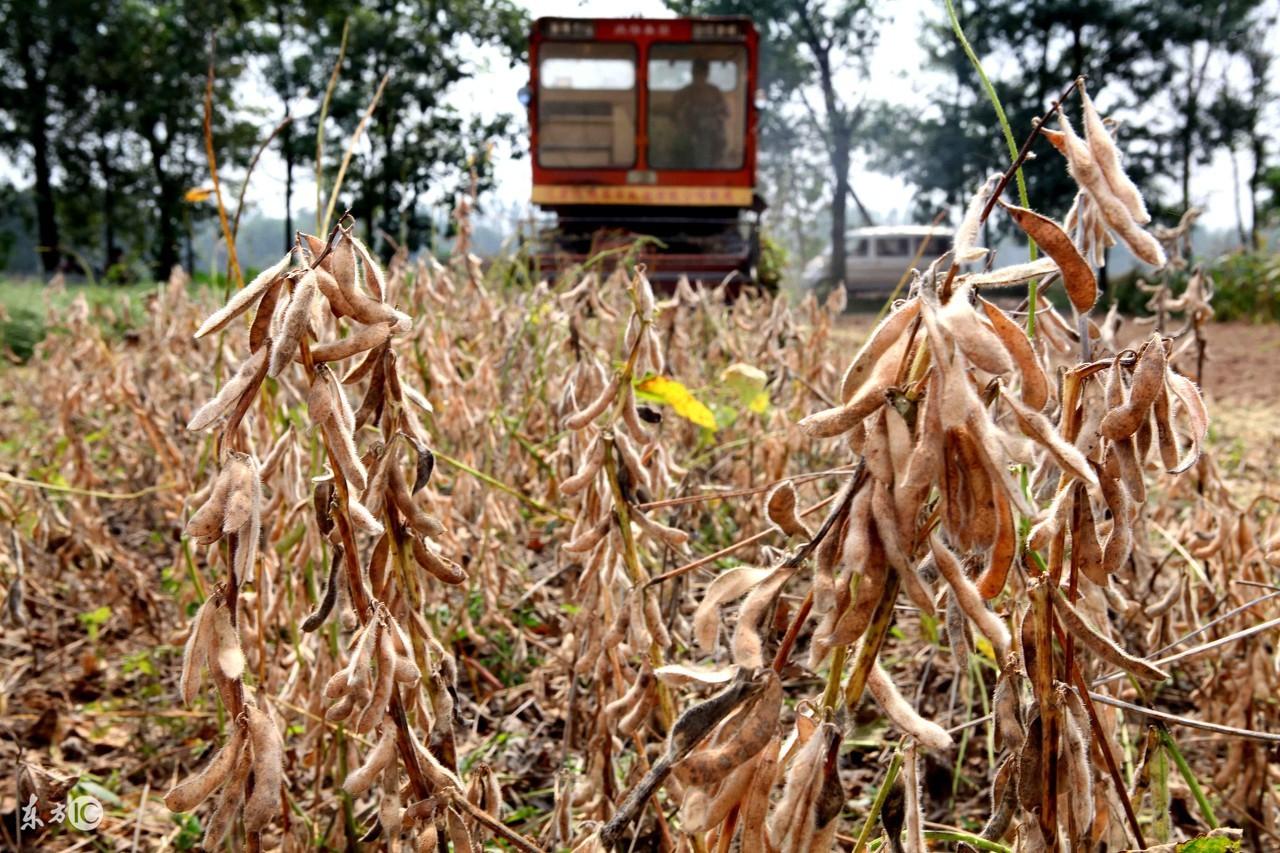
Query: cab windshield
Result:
<box><xmin>537</xmin><ymin>42</ymin><xmax>637</xmax><ymax>168</ymax></box>
<box><xmin>646</xmin><ymin>44</ymin><xmax>747</xmax><ymax>170</ymax></box>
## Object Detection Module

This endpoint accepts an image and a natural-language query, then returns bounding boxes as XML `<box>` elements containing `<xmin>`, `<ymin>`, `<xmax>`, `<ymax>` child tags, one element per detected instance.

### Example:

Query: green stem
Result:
<box><xmin>1160</xmin><ymin>728</ymin><xmax>1219</xmax><ymax>829</ymax></box>
<box><xmin>943</xmin><ymin>0</ymin><xmax>1040</xmax><ymax>334</ymax></box>
<box><xmin>852</xmin><ymin>747</ymin><xmax>904</xmax><ymax>853</ymax></box>
<box><xmin>924</xmin><ymin>830</ymin><xmax>1013</xmax><ymax>853</ymax></box>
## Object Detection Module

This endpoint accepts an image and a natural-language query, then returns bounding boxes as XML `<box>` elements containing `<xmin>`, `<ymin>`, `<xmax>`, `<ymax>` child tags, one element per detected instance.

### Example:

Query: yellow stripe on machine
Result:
<box><xmin>532</xmin><ymin>184</ymin><xmax>753</xmax><ymax>207</ymax></box>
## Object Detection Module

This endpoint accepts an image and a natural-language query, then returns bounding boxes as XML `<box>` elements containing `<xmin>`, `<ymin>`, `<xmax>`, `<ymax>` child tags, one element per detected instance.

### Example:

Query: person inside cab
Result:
<box><xmin>671</xmin><ymin>58</ymin><xmax>728</xmax><ymax>168</ymax></box>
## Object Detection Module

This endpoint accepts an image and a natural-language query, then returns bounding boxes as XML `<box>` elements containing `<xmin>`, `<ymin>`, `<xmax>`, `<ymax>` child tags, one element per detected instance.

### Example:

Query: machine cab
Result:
<box><xmin>527</xmin><ymin>17</ymin><xmax>762</xmax><ymax>286</ymax></box>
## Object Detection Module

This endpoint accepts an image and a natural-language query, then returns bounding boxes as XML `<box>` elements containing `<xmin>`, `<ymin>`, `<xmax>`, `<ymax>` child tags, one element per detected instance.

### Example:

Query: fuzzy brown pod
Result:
<box><xmin>194</xmin><ymin>252</ymin><xmax>293</xmax><ymax>339</ymax></box>
<box><xmin>999</xmin><ymin>200</ymin><xmax>1097</xmax><ymax>313</ymax></box>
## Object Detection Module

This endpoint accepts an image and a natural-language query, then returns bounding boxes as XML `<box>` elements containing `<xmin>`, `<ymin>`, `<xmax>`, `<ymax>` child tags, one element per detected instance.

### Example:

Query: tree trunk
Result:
<box><xmin>283</xmin><ymin>116</ymin><xmax>295</xmax><ymax>251</ymax></box>
<box><xmin>1248</xmin><ymin>132</ymin><xmax>1263</xmax><ymax>250</ymax></box>
<box><xmin>14</xmin><ymin>11</ymin><xmax>60</xmax><ymax>274</ymax></box>
<box><xmin>829</xmin><ymin>136</ymin><xmax>850</xmax><ymax>287</ymax></box>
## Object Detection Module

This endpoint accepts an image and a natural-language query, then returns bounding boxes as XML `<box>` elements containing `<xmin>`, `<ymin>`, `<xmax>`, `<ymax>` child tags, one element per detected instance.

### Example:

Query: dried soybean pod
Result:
<box><xmin>976</xmin><ymin>488</ymin><xmax>1016</xmax><ymax>600</ymax></box>
<box><xmin>309</xmin><ymin>320</ymin><xmax>393</xmax><ymax>363</ymax></box>
<box><xmin>739</xmin><ymin>736</ymin><xmax>781</xmax><ymax>852</ymax></box>
<box><xmin>562</xmin><ymin>516</ymin><xmax>610</xmax><ymax>554</ymax></box>
<box><xmin>180</xmin><ymin>598</ymin><xmax>216</xmax><ymax>706</ymax></box>
<box><xmin>1002</xmin><ymin>391</ymin><xmax>1100</xmax><ymax>490</ymax></box>
<box><xmin>831</xmin><ymin>533</ymin><xmax>886</xmax><ymax>644</ymax></box>
<box><xmin>564</xmin><ymin>375</ymin><xmax>620</xmax><ymax>430</ymax></box>
<box><xmin>187</xmin><ymin>347</ymin><xmax>270</xmax><ymax>431</ymax></box>
<box><xmin>945</xmin><ymin>591</ymin><xmax>971</xmax><ymax>666</ymax></box>
<box><xmin>380</xmin><ymin>762</ymin><xmax>403</xmax><ymax>839</ymax></box>
<box><xmin>1081</xmin><ymin>88</ymin><xmax>1150</xmax><ymax>225</ymax></box>
<box><xmin>344</xmin><ymin>723</ymin><xmax>397</xmax><ymax>795</ymax></box>
<box><xmin>839</xmin><ymin>297</ymin><xmax>921</xmax><ymax>401</ymax></box>
<box><xmin>863</xmin><ymin>409</ymin><xmax>894</xmax><ymax>484</ymax></box>
<box><xmin>1164</xmin><ymin>368</ymin><xmax>1209</xmax><ymax>472</ymax></box>
<box><xmin>269</xmin><ymin>269</ymin><xmax>318</xmax><ymax>376</ymax></box>
<box><xmin>1153</xmin><ymin>382</ymin><xmax>1179</xmax><ymax>471</ymax></box>
<box><xmin>210</xmin><ymin>598</ymin><xmax>245</xmax><ymax>681</ymax></box>
<box><xmin>1051</xmin><ymin>585</ymin><xmax>1167</xmax><ymax>681</ymax></box>
<box><xmin>903</xmin><ymin>742</ymin><xmax>926</xmax><ymax>853</ymax></box>
<box><xmin>446</xmin><ymin>807</ymin><xmax>478</xmax><ymax>853</ymax></box>
<box><xmin>867</xmin><ymin>663</ymin><xmax>953</xmax><ymax>751</ymax></box>
<box><xmin>412</xmin><ymin>536</ymin><xmax>468</xmax><ymax>584</ymax></box>
<box><xmin>1000</xmin><ymin>200</ymin><xmax>1097</xmax><ymax>313</ymax></box>
<box><xmin>930</xmin><ymin>532</ymin><xmax>1011</xmax><ymax>657</ymax></box>
<box><xmin>1059</xmin><ymin>684</ymin><xmax>1095</xmax><ymax>834</ymax></box>
<box><xmin>201</xmin><ymin>736</ymin><xmax>252</xmax><ymax>849</ymax></box>
<box><xmin>186</xmin><ymin>466</ymin><xmax>235</xmax><ymax>541</ymax></box>
<box><xmin>349</xmin><ymin>233</ymin><xmax>386</xmax><ymax>301</ymax></box>
<box><xmin>1100</xmin><ymin>335</ymin><xmax>1166</xmax><ymax>440</ymax></box>
<box><xmin>347</xmin><ymin>619</ymin><xmax>381</xmax><ymax>689</ymax></box>
<box><xmin>992</xmin><ymin>667</ymin><xmax>1024</xmax><ymax>751</ymax></box>
<box><xmin>937</xmin><ymin>284</ymin><xmax>1014</xmax><ymax>375</ymax></box>
<box><xmin>560</xmin><ymin>435</ymin><xmax>604</xmax><ymax>495</ymax></box>
<box><xmin>356</xmin><ymin>627</ymin><xmax>398</xmax><ymax>734</ymax></box>
<box><xmin>325</xmin><ymin>693</ymin><xmax>356</xmax><ymax>722</ymax></box>
<box><xmin>732</xmin><ymin>567</ymin><xmax>795</xmax><ymax>668</ymax></box>
<box><xmin>766</xmin><ymin>480</ymin><xmax>812</xmax><ymax>539</ymax></box>
<box><xmin>981</xmin><ymin>754</ymin><xmax>1019</xmax><ymax>842</ymax></box>
<box><xmin>243</xmin><ymin>704</ymin><xmax>284</xmax><ymax>832</ymax></box>
<box><xmin>695</xmin><ymin>566</ymin><xmax>772</xmax><ymax>652</ymax></box>
<box><xmin>979</xmin><ymin>297</ymin><xmax>1049</xmax><ymax>411</ymax></box>
<box><xmin>163</xmin><ymin>723</ymin><xmax>246</xmax><ymax>812</ymax></box>
<box><xmin>799</xmin><ymin>375</ymin><xmax>890</xmax><ymax>438</ymax></box>
<box><xmin>389</xmin><ymin>462</ymin><xmax>445</xmax><ymax>538</ymax></box>
<box><xmin>301</xmin><ymin>546</ymin><xmax>343</xmax><ymax>635</ymax></box>
<box><xmin>681</xmin><ymin>750</ymin><xmax>761</xmax><ymax>833</ymax></box>
<box><xmin>872</xmin><ymin>480</ymin><xmax>935</xmax><ymax>616</ymax></box>
<box><xmin>315</xmin><ymin>266</ymin><xmax>355</xmax><ymax>318</ymax></box>
<box><xmin>1099</xmin><ymin>450</ymin><xmax>1133</xmax><ymax>575</ymax></box>
<box><xmin>676</xmin><ymin>670</ymin><xmax>782</xmax><ymax>786</ymax></box>
<box><xmin>1073</xmin><ymin>486</ymin><xmax>1106</xmax><ymax>586</ymax></box>
<box><xmin>323</xmin><ymin>417</ymin><xmax>368</xmax><ymax>492</ymax></box>
<box><xmin>195</xmin><ymin>252</ymin><xmax>293</xmax><ymax>338</ymax></box>
<box><xmin>219</xmin><ymin>456</ymin><xmax>255</xmax><ymax>533</ymax></box>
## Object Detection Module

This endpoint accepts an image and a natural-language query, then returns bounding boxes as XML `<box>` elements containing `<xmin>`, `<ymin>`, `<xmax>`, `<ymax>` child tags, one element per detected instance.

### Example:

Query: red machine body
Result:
<box><xmin>526</xmin><ymin>17</ymin><xmax>762</xmax><ymax>285</ymax></box>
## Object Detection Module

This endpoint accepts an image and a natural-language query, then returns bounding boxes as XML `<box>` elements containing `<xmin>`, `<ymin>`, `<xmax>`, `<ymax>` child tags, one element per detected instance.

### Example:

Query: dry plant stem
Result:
<box><xmin>647</xmin><ymin>494</ymin><xmax>837</xmax><ymax>587</ymax></box>
<box><xmin>203</xmin><ymin>39</ymin><xmax>243</xmax><ymax>292</ymax></box>
<box><xmin>322</xmin><ymin>72</ymin><xmax>390</xmax><ymax>236</ymax></box>
<box><xmin>447</xmin><ymin>788</ymin><xmax>546</xmax><ymax>853</ymax></box>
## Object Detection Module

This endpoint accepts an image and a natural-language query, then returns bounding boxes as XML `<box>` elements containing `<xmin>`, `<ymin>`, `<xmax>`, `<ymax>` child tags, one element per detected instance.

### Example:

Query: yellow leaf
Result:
<box><xmin>974</xmin><ymin>637</ymin><xmax>995</xmax><ymax>661</ymax></box>
<box><xmin>721</xmin><ymin>363</ymin><xmax>770</xmax><ymax>414</ymax></box>
<box><xmin>184</xmin><ymin>187</ymin><xmax>213</xmax><ymax>203</ymax></box>
<box><xmin>636</xmin><ymin>376</ymin><xmax>717</xmax><ymax>431</ymax></box>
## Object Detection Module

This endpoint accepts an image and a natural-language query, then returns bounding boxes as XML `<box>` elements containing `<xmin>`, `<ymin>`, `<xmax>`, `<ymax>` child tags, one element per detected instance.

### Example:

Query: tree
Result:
<box><xmin>669</xmin><ymin>0</ymin><xmax>884</xmax><ymax>286</ymax></box>
<box><xmin>299</xmin><ymin>0</ymin><xmax>528</xmax><ymax>253</ymax></box>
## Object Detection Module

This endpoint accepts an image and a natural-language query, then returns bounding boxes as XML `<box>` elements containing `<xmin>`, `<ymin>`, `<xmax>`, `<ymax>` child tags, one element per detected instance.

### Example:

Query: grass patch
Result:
<box><xmin>0</xmin><ymin>278</ymin><xmax>175</xmax><ymax>362</ymax></box>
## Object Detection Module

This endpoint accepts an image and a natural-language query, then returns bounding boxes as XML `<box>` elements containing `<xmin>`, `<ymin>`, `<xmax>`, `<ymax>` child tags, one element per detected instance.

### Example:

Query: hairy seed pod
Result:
<box><xmin>831</xmin><ymin>532</ymin><xmax>886</xmax><ymax>645</ymax></box>
<box><xmin>1153</xmin><ymin>382</ymin><xmax>1179</xmax><ymax>471</ymax></box>
<box><xmin>1165</xmin><ymin>368</ymin><xmax>1208</xmax><ymax>472</ymax></box>
<box><xmin>1000</xmin><ymin>201</ymin><xmax>1097</xmax><ymax>313</ymax></box>
<box><xmin>839</xmin><ymin>297</ymin><xmax>921</xmax><ymax>401</ymax></box>
<box><xmin>163</xmin><ymin>723</ymin><xmax>246</xmax><ymax>812</ymax></box>
<box><xmin>954</xmin><ymin>173</ymin><xmax>1000</xmax><ymax>262</ymax></box>
<box><xmin>347</xmin><ymin>494</ymin><xmax>384</xmax><ymax>537</ymax></box>
<box><xmin>867</xmin><ymin>662</ymin><xmax>953</xmax><ymax>751</ymax></box>
<box><xmin>380</xmin><ymin>762</ymin><xmax>402</xmax><ymax>840</ymax></box>
<box><xmin>944</xmin><ymin>591</ymin><xmax>971</xmax><ymax>667</ymax></box>
<box><xmin>863</xmin><ymin>409</ymin><xmax>894</xmax><ymax>484</ymax></box>
<box><xmin>564</xmin><ymin>374</ymin><xmax>620</xmax><ymax>430</ymax></box>
<box><xmin>930</xmin><ymin>532</ymin><xmax>1010</xmax><ymax>658</ymax></box>
<box><xmin>349</xmin><ymin>233</ymin><xmax>386</xmax><ymax>301</ymax></box>
<box><xmin>873</xmin><ymin>481</ymin><xmax>934</xmax><ymax>616</ymax></box>
<box><xmin>201</xmin><ymin>734</ymin><xmax>252</xmax><ymax>849</ymax></box>
<box><xmin>348</xmin><ymin>620</ymin><xmax>381</xmax><ymax>690</ymax></box>
<box><xmin>1081</xmin><ymin>88</ymin><xmax>1150</xmax><ymax>225</ymax></box>
<box><xmin>1051</xmin><ymin>585</ymin><xmax>1167</xmax><ymax>681</ymax></box>
<box><xmin>321</xmin><ymin>418</ymin><xmax>366</xmax><ymax>495</ymax></box>
<box><xmin>766</xmin><ymin>480</ymin><xmax>812</xmax><ymax>539</ymax></box>
<box><xmin>301</xmin><ymin>546</ymin><xmax>343</xmax><ymax>633</ymax></box>
<box><xmin>902</xmin><ymin>742</ymin><xmax>926</xmax><ymax>853</ymax></box>
<box><xmin>681</xmin><ymin>748</ymin><xmax>762</xmax><ymax>834</ymax></box>
<box><xmin>219</xmin><ymin>457</ymin><xmax>255</xmax><ymax>534</ymax></box>
<box><xmin>938</xmin><ymin>285</ymin><xmax>1014</xmax><ymax>375</ymax></box>
<box><xmin>1100</xmin><ymin>336</ymin><xmax>1166</xmax><ymax>441</ymax></box>
<box><xmin>1073</xmin><ymin>486</ymin><xmax>1106</xmax><ymax>586</ymax></box>
<box><xmin>356</xmin><ymin>628</ymin><xmax>398</xmax><ymax>734</ymax></box>
<box><xmin>799</xmin><ymin>367</ymin><xmax>892</xmax><ymax>438</ymax></box>
<box><xmin>325</xmin><ymin>692</ymin><xmax>356</xmax><ymax>722</ymax></box>
<box><xmin>560</xmin><ymin>435</ymin><xmax>604</xmax><ymax>495</ymax></box>
<box><xmin>604</xmin><ymin>667</ymin><xmax>654</xmax><ymax>721</ymax></box>
<box><xmin>411</xmin><ymin>536</ymin><xmax>468</xmax><ymax>584</ymax></box>
<box><xmin>1062</xmin><ymin>113</ymin><xmax>1166</xmax><ymax>266</ymax></box>
<box><xmin>186</xmin><ymin>473</ymin><xmax>231</xmax><ymax>542</ymax></box>
<box><xmin>694</xmin><ymin>566</ymin><xmax>772</xmax><ymax>652</ymax></box>
<box><xmin>242</xmin><ymin>704</ymin><xmax>283</xmax><ymax>832</ymax></box>
<box><xmin>210</xmin><ymin>599</ymin><xmax>244</xmax><ymax>681</ymax></box>
<box><xmin>562</xmin><ymin>516</ymin><xmax>610</xmax><ymax>554</ymax></box>
<box><xmin>1003</xmin><ymin>391</ymin><xmax>1099</xmax><ymax>490</ymax></box>
<box><xmin>1099</xmin><ymin>450</ymin><xmax>1133</xmax><ymax>575</ymax></box>
<box><xmin>992</xmin><ymin>668</ymin><xmax>1024</xmax><ymax>752</ymax></box>
<box><xmin>343</xmin><ymin>723</ymin><xmax>397</xmax><ymax>796</ymax></box>
<box><xmin>676</xmin><ymin>669</ymin><xmax>782</xmax><ymax>786</ymax></box>
<box><xmin>195</xmin><ymin>252</ymin><xmax>293</xmax><ymax>338</ymax></box>
<box><xmin>979</xmin><ymin>298</ymin><xmax>1049</xmax><ymax>411</ymax></box>
<box><xmin>315</xmin><ymin>266</ymin><xmax>355</xmax><ymax>318</ymax></box>
<box><xmin>976</xmin><ymin>488</ymin><xmax>1016</xmax><ymax>600</ymax></box>
<box><xmin>187</xmin><ymin>347</ymin><xmax>270</xmax><ymax>431</ymax></box>
<box><xmin>1059</xmin><ymin>684</ymin><xmax>1095</xmax><ymax>834</ymax></box>
<box><xmin>739</xmin><ymin>736</ymin><xmax>781</xmax><ymax>852</ymax></box>
<box><xmin>616</xmin><ymin>684</ymin><xmax>656</xmax><ymax>737</ymax></box>
<box><xmin>731</xmin><ymin>568</ymin><xmax>794</xmax><ymax>667</ymax></box>
<box><xmin>310</xmin><ymin>320</ymin><xmax>394</xmax><ymax>364</ymax></box>
<box><xmin>180</xmin><ymin>598</ymin><xmax>216</xmax><ymax>707</ymax></box>
<box><xmin>269</xmin><ymin>270</ymin><xmax>318</xmax><ymax>376</ymax></box>
<box><xmin>388</xmin><ymin>462</ymin><xmax>444</xmax><ymax>539</ymax></box>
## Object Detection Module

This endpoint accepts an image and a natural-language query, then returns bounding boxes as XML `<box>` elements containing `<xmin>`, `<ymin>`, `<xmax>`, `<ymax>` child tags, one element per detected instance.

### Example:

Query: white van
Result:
<box><xmin>802</xmin><ymin>225</ymin><xmax>954</xmax><ymax>294</ymax></box>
